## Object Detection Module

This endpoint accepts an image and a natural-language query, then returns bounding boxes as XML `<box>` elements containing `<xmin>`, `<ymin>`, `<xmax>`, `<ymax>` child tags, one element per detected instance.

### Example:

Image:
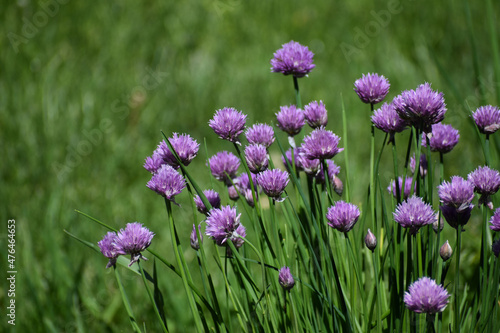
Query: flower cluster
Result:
<box><xmin>205</xmin><ymin>205</ymin><xmax>246</xmax><ymax>249</ymax></box>
<box><xmin>404</xmin><ymin>277</ymin><xmax>449</xmax><ymax>314</ymax></box>
<box><xmin>270</xmin><ymin>40</ymin><xmax>315</xmax><ymax>77</ymax></box>
<box><xmin>438</xmin><ymin>176</ymin><xmax>475</xmax><ymax>229</ymax></box>
<box><xmin>354</xmin><ymin>73</ymin><xmax>390</xmax><ymax>105</ymax></box>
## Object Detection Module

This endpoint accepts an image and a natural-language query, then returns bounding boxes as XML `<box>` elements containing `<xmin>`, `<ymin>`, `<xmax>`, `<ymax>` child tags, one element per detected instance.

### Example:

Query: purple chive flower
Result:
<box><xmin>209</xmin><ymin>107</ymin><xmax>247</xmax><ymax>143</ymax></box>
<box><xmin>388</xmin><ymin>177</ymin><xmax>415</xmax><ymax>200</ymax></box>
<box><xmin>315</xmin><ymin>159</ymin><xmax>341</xmax><ymax>185</ymax></box>
<box><xmin>233</xmin><ymin>172</ymin><xmax>259</xmax><ymax>207</ymax></box>
<box><xmin>326</xmin><ymin>200</ymin><xmax>361</xmax><ymax>233</ymax></box>
<box><xmin>393</xmin><ymin>83</ymin><xmax>447</xmax><ymax>132</ymax></box>
<box><xmin>365</xmin><ymin>228</ymin><xmax>377</xmax><ymax>252</ymax></box>
<box><xmin>205</xmin><ymin>205</ymin><xmax>246</xmax><ymax>248</ymax></box>
<box><xmin>147</xmin><ymin>164</ymin><xmax>186</xmax><ymax>203</ymax></box>
<box><xmin>472</xmin><ymin>105</ymin><xmax>500</xmax><ymax>134</ymax></box>
<box><xmin>440</xmin><ymin>241</ymin><xmax>453</xmax><ymax>261</ymax></box>
<box><xmin>113</xmin><ymin>222</ymin><xmax>155</xmax><ymax>267</ymax></box>
<box><xmin>245</xmin><ymin>123</ymin><xmax>275</xmax><ymax>147</ymax></box>
<box><xmin>371</xmin><ymin>102</ymin><xmax>408</xmax><ymax>140</ymax></box>
<box><xmin>98</xmin><ymin>232</ymin><xmax>119</xmax><ymax>269</ymax></box>
<box><xmin>190</xmin><ymin>224</ymin><xmax>203</xmax><ymax>250</ymax></box>
<box><xmin>194</xmin><ymin>189</ymin><xmax>221</xmax><ymax>215</ymax></box>
<box><xmin>438</xmin><ymin>176</ymin><xmax>475</xmax><ymax>229</ymax></box>
<box><xmin>421</xmin><ymin>123</ymin><xmax>459</xmax><ymax>154</ymax></box>
<box><xmin>468</xmin><ymin>166</ymin><xmax>500</xmax><ymax>209</ymax></box>
<box><xmin>245</xmin><ymin>144</ymin><xmax>269</xmax><ymax>173</ymax></box>
<box><xmin>282</xmin><ymin>148</ymin><xmax>304</xmax><ymax>173</ymax></box>
<box><xmin>144</xmin><ymin>150</ymin><xmax>164</xmax><ymax>174</ymax></box>
<box><xmin>276</xmin><ymin>105</ymin><xmax>305</xmax><ymax>137</ymax></box>
<box><xmin>208</xmin><ymin>151</ymin><xmax>240</xmax><ymax>185</ymax></box>
<box><xmin>301</xmin><ymin>128</ymin><xmax>343</xmax><ymax>160</ymax></box>
<box><xmin>393</xmin><ymin>196</ymin><xmax>437</xmax><ymax>235</ymax></box>
<box><xmin>354</xmin><ymin>73</ymin><xmax>390</xmax><ymax>105</ymax></box>
<box><xmin>270</xmin><ymin>40</ymin><xmax>315</xmax><ymax>78</ymax></box>
<box><xmin>492</xmin><ymin>239</ymin><xmax>500</xmax><ymax>257</ymax></box>
<box><xmin>296</xmin><ymin>150</ymin><xmax>320</xmax><ymax>176</ymax></box>
<box><xmin>278</xmin><ymin>266</ymin><xmax>295</xmax><ymax>291</ymax></box>
<box><xmin>159</xmin><ymin>133</ymin><xmax>200</xmax><ymax>167</ymax></box>
<box><xmin>410</xmin><ymin>153</ymin><xmax>428</xmax><ymax>177</ymax></box>
<box><xmin>304</xmin><ymin>100</ymin><xmax>328</xmax><ymax>128</ymax></box>
<box><xmin>404</xmin><ymin>277</ymin><xmax>450</xmax><ymax>314</ymax></box>
<box><xmin>256</xmin><ymin>169</ymin><xmax>290</xmax><ymax>202</ymax></box>
<box><xmin>490</xmin><ymin>208</ymin><xmax>500</xmax><ymax>231</ymax></box>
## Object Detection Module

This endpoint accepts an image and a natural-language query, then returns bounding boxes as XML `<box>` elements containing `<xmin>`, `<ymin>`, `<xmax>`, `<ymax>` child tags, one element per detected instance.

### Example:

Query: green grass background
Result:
<box><xmin>1</xmin><ymin>0</ymin><xmax>499</xmax><ymax>331</ymax></box>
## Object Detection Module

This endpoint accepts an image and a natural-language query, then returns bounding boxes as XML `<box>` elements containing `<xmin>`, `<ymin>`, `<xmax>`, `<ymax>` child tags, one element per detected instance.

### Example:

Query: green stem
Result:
<box><xmin>293</xmin><ymin>76</ymin><xmax>302</xmax><ymax>108</ymax></box>
<box><xmin>138</xmin><ymin>261</ymin><xmax>169</xmax><ymax>333</ymax></box>
<box><xmin>455</xmin><ymin>226</ymin><xmax>462</xmax><ymax>333</ymax></box>
<box><xmin>114</xmin><ymin>268</ymin><xmax>143</xmax><ymax>333</ymax></box>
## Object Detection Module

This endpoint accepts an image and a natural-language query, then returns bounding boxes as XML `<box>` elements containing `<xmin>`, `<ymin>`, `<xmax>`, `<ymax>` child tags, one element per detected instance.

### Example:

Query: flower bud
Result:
<box><xmin>278</xmin><ymin>266</ymin><xmax>295</xmax><ymax>291</ymax></box>
<box><xmin>440</xmin><ymin>241</ymin><xmax>452</xmax><ymax>261</ymax></box>
<box><xmin>364</xmin><ymin>228</ymin><xmax>377</xmax><ymax>252</ymax></box>
<box><xmin>190</xmin><ymin>224</ymin><xmax>203</xmax><ymax>250</ymax></box>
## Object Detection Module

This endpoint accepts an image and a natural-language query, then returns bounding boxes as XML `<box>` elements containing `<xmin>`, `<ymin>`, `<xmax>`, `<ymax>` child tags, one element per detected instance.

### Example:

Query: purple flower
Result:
<box><xmin>278</xmin><ymin>266</ymin><xmax>295</xmax><ymax>291</ymax></box>
<box><xmin>245</xmin><ymin>144</ymin><xmax>269</xmax><ymax>173</ymax></box>
<box><xmin>438</xmin><ymin>176</ymin><xmax>475</xmax><ymax>229</ymax></box>
<box><xmin>301</xmin><ymin>128</ymin><xmax>343</xmax><ymax>160</ymax></box>
<box><xmin>490</xmin><ymin>208</ymin><xmax>500</xmax><ymax>231</ymax></box>
<box><xmin>421</xmin><ymin>123</ymin><xmax>459</xmax><ymax>154</ymax></box>
<box><xmin>387</xmin><ymin>177</ymin><xmax>415</xmax><ymax>200</ymax></box>
<box><xmin>98</xmin><ymin>231</ymin><xmax>119</xmax><ymax>269</ymax></box>
<box><xmin>245</xmin><ymin>123</ymin><xmax>275</xmax><ymax>147</ymax></box>
<box><xmin>233</xmin><ymin>172</ymin><xmax>259</xmax><ymax>207</ymax></box>
<box><xmin>315</xmin><ymin>159</ymin><xmax>341</xmax><ymax>185</ymax></box>
<box><xmin>365</xmin><ymin>228</ymin><xmax>377</xmax><ymax>252</ymax></box>
<box><xmin>147</xmin><ymin>164</ymin><xmax>186</xmax><ymax>203</ymax></box>
<box><xmin>404</xmin><ymin>277</ymin><xmax>450</xmax><ymax>314</ymax></box>
<box><xmin>190</xmin><ymin>224</ymin><xmax>203</xmax><ymax>250</ymax></box>
<box><xmin>276</xmin><ymin>105</ymin><xmax>305</xmax><ymax>136</ymax></box>
<box><xmin>256</xmin><ymin>169</ymin><xmax>289</xmax><ymax>202</ymax></box>
<box><xmin>144</xmin><ymin>150</ymin><xmax>164</xmax><ymax>174</ymax></box>
<box><xmin>393</xmin><ymin>83</ymin><xmax>447</xmax><ymax>132</ymax></box>
<box><xmin>113</xmin><ymin>222</ymin><xmax>155</xmax><ymax>267</ymax></box>
<box><xmin>354</xmin><ymin>73</ymin><xmax>390</xmax><ymax>105</ymax></box>
<box><xmin>209</xmin><ymin>107</ymin><xmax>247</xmax><ymax>143</ymax></box>
<box><xmin>194</xmin><ymin>189</ymin><xmax>221</xmax><ymax>215</ymax></box>
<box><xmin>410</xmin><ymin>153</ymin><xmax>428</xmax><ymax>178</ymax></box>
<box><xmin>205</xmin><ymin>205</ymin><xmax>246</xmax><ymax>248</ymax></box>
<box><xmin>270</xmin><ymin>40</ymin><xmax>315</xmax><ymax>78</ymax></box>
<box><xmin>371</xmin><ymin>102</ymin><xmax>408</xmax><ymax>137</ymax></box>
<box><xmin>468</xmin><ymin>166</ymin><xmax>500</xmax><ymax>208</ymax></box>
<box><xmin>159</xmin><ymin>133</ymin><xmax>200</xmax><ymax>168</ymax></box>
<box><xmin>393</xmin><ymin>195</ymin><xmax>436</xmax><ymax>235</ymax></box>
<box><xmin>296</xmin><ymin>148</ymin><xmax>320</xmax><ymax>176</ymax></box>
<box><xmin>472</xmin><ymin>105</ymin><xmax>500</xmax><ymax>134</ymax></box>
<box><xmin>326</xmin><ymin>200</ymin><xmax>361</xmax><ymax>233</ymax></box>
<box><xmin>304</xmin><ymin>100</ymin><xmax>328</xmax><ymax>128</ymax></box>
<box><xmin>208</xmin><ymin>151</ymin><xmax>240</xmax><ymax>185</ymax></box>
<box><xmin>493</xmin><ymin>239</ymin><xmax>500</xmax><ymax>257</ymax></box>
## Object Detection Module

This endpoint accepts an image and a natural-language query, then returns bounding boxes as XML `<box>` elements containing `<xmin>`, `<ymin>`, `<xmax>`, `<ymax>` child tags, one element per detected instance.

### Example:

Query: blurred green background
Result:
<box><xmin>1</xmin><ymin>0</ymin><xmax>499</xmax><ymax>331</ymax></box>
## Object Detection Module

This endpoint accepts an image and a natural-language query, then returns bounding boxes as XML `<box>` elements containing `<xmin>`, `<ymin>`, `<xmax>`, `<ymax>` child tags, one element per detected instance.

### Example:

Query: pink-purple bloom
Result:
<box><xmin>282</xmin><ymin>148</ymin><xmax>304</xmax><ymax>173</ymax></box>
<box><xmin>194</xmin><ymin>189</ymin><xmax>221</xmax><ymax>215</ymax></box>
<box><xmin>490</xmin><ymin>208</ymin><xmax>500</xmax><ymax>231</ymax></box>
<box><xmin>160</xmin><ymin>133</ymin><xmax>200</xmax><ymax>167</ymax></box>
<box><xmin>208</xmin><ymin>151</ymin><xmax>240</xmax><ymax>184</ymax></box>
<box><xmin>326</xmin><ymin>200</ymin><xmax>361</xmax><ymax>233</ymax></box>
<box><xmin>301</xmin><ymin>128</ymin><xmax>343</xmax><ymax>160</ymax></box>
<box><xmin>245</xmin><ymin>144</ymin><xmax>269</xmax><ymax>174</ymax></box>
<box><xmin>468</xmin><ymin>166</ymin><xmax>500</xmax><ymax>208</ymax></box>
<box><xmin>98</xmin><ymin>231</ymin><xmax>119</xmax><ymax>268</ymax></box>
<box><xmin>147</xmin><ymin>164</ymin><xmax>186</xmax><ymax>203</ymax></box>
<box><xmin>387</xmin><ymin>176</ymin><xmax>415</xmax><ymax>200</ymax></box>
<box><xmin>410</xmin><ymin>153</ymin><xmax>428</xmax><ymax>178</ymax></box>
<box><xmin>256</xmin><ymin>169</ymin><xmax>289</xmax><ymax>202</ymax></box>
<box><xmin>209</xmin><ymin>107</ymin><xmax>247</xmax><ymax>143</ymax></box>
<box><xmin>421</xmin><ymin>123</ymin><xmax>459</xmax><ymax>154</ymax></box>
<box><xmin>304</xmin><ymin>100</ymin><xmax>328</xmax><ymax>128</ymax></box>
<box><xmin>144</xmin><ymin>150</ymin><xmax>164</xmax><ymax>174</ymax></box>
<box><xmin>354</xmin><ymin>73</ymin><xmax>390</xmax><ymax>105</ymax></box>
<box><xmin>276</xmin><ymin>105</ymin><xmax>305</xmax><ymax>136</ymax></box>
<box><xmin>315</xmin><ymin>159</ymin><xmax>341</xmax><ymax>185</ymax></box>
<box><xmin>278</xmin><ymin>266</ymin><xmax>295</xmax><ymax>291</ymax></box>
<box><xmin>438</xmin><ymin>176</ymin><xmax>475</xmax><ymax>229</ymax></box>
<box><xmin>205</xmin><ymin>205</ymin><xmax>246</xmax><ymax>248</ymax></box>
<box><xmin>270</xmin><ymin>40</ymin><xmax>315</xmax><ymax>78</ymax></box>
<box><xmin>113</xmin><ymin>222</ymin><xmax>155</xmax><ymax>267</ymax></box>
<box><xmin>371</xmin><ymin>102</ymin><xmax>407</xmax><ymax>137</ymax></box>
<box><xmin>233</xmin><ymin>172</ymin><xmax>259</xmax><ymax>207</ymax></box>
<box><xmin>245</xmin><ymin>123</ymin><xmax>275</xmax><ymax>147</ymax></box>
<box><xmin>404</xmin><ymin>277</ymin><xmax>450</xmax><ymax>314</ymax></box>
<box><xmin>472</xmin><ymin>105</ymin><xmax>500</xmax><ymax>134</ymax></box>
<box><xmin>393</xmin><ymin>195</ymin><xmax>437</xmax><ymax>235</ymax></box>
<box><xmin>393</xmin><ymin>83</ymin><xmax>447</xmax><ymax>132</ymax></box>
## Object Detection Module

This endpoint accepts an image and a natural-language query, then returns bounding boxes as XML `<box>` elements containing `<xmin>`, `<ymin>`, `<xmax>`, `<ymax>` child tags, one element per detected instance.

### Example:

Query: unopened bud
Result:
<box><xmin>190</xmin><ymin>224</ymin><xmax>203</xmax><ymax>250</ymax></box>
<box><xmin>227</xmin><ymin>185</ymin><xmax>239</xmax><ymax>201</ymax></box>
<box><xmin>440</xmin><ymin>240</ymin><xmax>452</xmax><ymax>261</ymax></box>
<box><xmin>432</xmin><ymin>218</ymin><xmax>444</xmax><ymax>233</ymax></box>
<box><xmin>364</xmin><ymin>228</ymin><xmax>377</xmax><ymax>252</ymax></box>
<box><xmin>333</xmin><ymin>176</ymin><xmax>344</xmax><ymax>196</ymax></box>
